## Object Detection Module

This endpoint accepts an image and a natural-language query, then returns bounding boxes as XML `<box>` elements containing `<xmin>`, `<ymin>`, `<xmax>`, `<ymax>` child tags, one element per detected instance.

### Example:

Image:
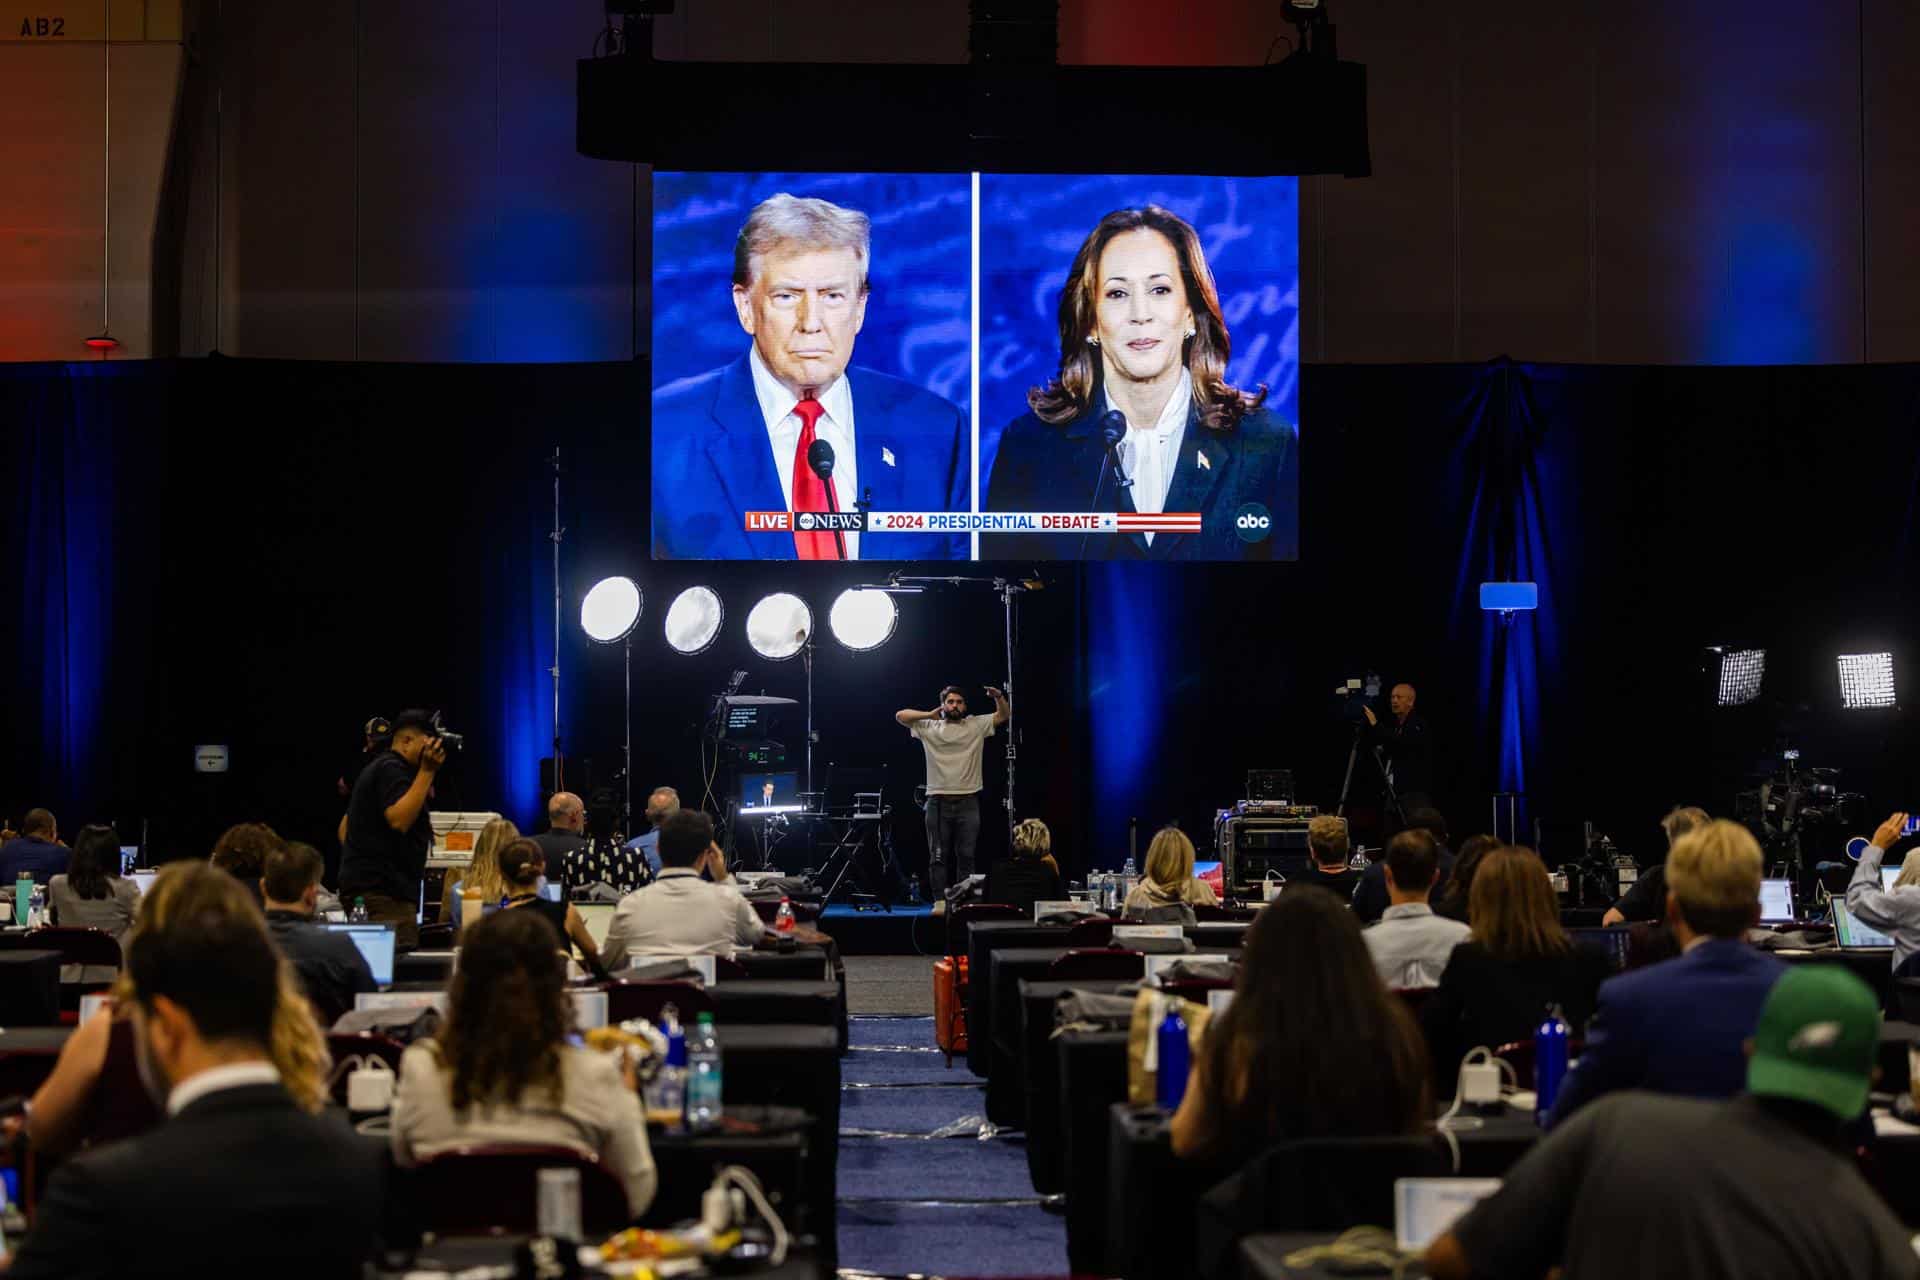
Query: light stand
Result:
<box><xmin>802</xmin><ymin>636</ymin><xmax>815</xmax><ymax>797</ymax></box>
<box><xmin>622</xmin><ymin>633</ymin><xmax>632</xmax><ymax>839</ymax></box>
<box><xmin>580</xmin><ymin>575</ymin><xmax>643</xmax><ymax>842</ymax></box>
<box><xmin>549</xmin><ymin>449</ymin><xmax>565</xmax><ymax>792</ymax></box>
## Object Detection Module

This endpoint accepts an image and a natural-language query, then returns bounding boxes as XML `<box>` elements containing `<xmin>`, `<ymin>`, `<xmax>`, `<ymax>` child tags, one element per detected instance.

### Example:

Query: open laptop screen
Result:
<box><xmin>1833</xmin><ymin>901</ymin><xmax>1896</xmax><ymax>949</ymax></box>
<box><xmin>324</xmin><ymin>924</ymin><xmax>396</xmax><ymax>985</ymax></box>
<box><xmin>1757</xmin><ymin>878</ymin><xmax>1796</xmax><ymax>924</ymax></box>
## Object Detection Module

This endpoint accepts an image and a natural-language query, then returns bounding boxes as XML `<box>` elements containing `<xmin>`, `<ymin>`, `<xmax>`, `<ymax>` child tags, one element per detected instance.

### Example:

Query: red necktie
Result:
<box><xmin>791</xmin><ymin>397</ymin><xmax>843</xmax><ymax>561</ymax></box>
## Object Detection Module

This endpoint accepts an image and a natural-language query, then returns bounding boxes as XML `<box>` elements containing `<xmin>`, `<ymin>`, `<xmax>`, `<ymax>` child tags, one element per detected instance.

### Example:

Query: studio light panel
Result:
<box><xmin>1837</xmin><ymin>652</ymin><xmax>1896</xmax><ymax>710</ymax></box>
<box><xmin>1716</xmin><ymin>649</ymin><xmax>1766</xmax><ymax>707</ymax></box>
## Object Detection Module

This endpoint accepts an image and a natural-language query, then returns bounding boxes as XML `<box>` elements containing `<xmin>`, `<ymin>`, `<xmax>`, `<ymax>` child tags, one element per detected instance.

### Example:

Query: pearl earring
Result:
<box><xmin>1086</xmin><ymin>335</ymin><xmax>1100</xmax><ymax>346</ymax></box>
<box><xmin>1185</xmin><ymin>327</ymin><xmax>1196</xmax><ymax>339</ymax></box>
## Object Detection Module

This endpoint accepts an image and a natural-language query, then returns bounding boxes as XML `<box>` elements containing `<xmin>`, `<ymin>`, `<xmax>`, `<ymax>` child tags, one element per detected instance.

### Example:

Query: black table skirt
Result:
<box><xmin>0</xmin><ymin>950</ymin><xmax>62</xmax><ymax>1026</ymax></box>
<box><xmin>647</xmin><ymin>1105</ymin><xmax>812</xmax><ymax>1235</ymax></box>
<box><xmin>716</xmin><ymin>1023</ymin><xmax>841</xmax><ymax>1264</ymax></box>
<box><xmin>0</xmin><ymin>1023</ymin><xmax>74</xmax><ymax>1096</ymax></box>
<box><xmin>1058</xmin><ymin>1029</ymin><xmax>1132</xmax><ymax>1275</ymax></box>
<box><xmin>1020</xmin><ymin>978</ymin><xmax>1132</xmax><ymax>1193</ymax></box>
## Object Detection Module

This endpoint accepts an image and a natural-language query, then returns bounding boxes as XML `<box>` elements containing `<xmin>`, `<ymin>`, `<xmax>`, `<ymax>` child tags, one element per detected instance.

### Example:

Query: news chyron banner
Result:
<box><xmin>651</xmin><ymin>172</ymin><xmax>1298</xmax><ymax>562</ymax></box>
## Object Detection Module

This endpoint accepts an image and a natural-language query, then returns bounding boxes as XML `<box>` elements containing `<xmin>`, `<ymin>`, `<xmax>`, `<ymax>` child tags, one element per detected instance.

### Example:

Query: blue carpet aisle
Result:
<box><xmin>837</xmin><ymin>1016</ymin><xmax>1067</xmax><ymax>1277</ymax></box>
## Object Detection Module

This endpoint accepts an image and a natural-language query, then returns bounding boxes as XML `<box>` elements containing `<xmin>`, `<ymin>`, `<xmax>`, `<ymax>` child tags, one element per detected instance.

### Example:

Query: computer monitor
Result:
<box><xmin>540</xmin><ymin>881</ymin><xmax>563</xmax><ymax>903</ymax></box>
<box><xmin>1568</xmin><ymin>927</ymin><xmax>1632</xmax><ymax>972</ymax></box>
<box><xmin>741</xmin><ymin>771</ymin><xmax>802</xmax><ymax>814</ymax></box>
<box><xmin>1832</xmin><ymin>900</ymin><xmax>1895</xmax><ymax>949</ymax></box>
<box><xmin>1757</xmin><ymin>878</ymin><xmax>1796</xmax><ymax>924</ymax></box>
<box><xmin>324</xmin><ymin>924</ymin><xmax>396</xmax><ymax>985</ymax></box>
<box><xmin>119</xmin><ymin>846</ymin><xmax>140</xmax><ymax>875</ymax></box>
<box><xmin>1193</xmin><ymin>860</ymin><xmax>1224</xmax><ymax>897</ymax></box>
<box><xmin>1883</xmin><ymin>864</ymin><xmax>1905</xmax><ymax>892</ymax></box>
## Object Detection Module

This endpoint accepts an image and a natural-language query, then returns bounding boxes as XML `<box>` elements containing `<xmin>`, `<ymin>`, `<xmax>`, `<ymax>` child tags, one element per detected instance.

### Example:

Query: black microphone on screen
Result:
<box><xmin>806</xmin><ymin>439</ymin><xmax>848</xmax><ymax>559</ymax></box>
<box><xmin>1079</xmin><ymin>409</ymin><xmax>1134</xmax><ymax>561</ymax></box>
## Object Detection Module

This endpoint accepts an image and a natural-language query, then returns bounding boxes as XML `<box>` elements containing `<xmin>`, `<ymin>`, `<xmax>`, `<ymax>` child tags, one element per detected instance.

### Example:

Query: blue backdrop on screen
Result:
<box><xmin>975</xmin><ymin>174</ymin><xmax>1299</xmax><ymax>489</ymax></box>
<box><xmin>652</xmin><ymin>172</ymin><xmax>972</xmax><ymax>412</ymax></box>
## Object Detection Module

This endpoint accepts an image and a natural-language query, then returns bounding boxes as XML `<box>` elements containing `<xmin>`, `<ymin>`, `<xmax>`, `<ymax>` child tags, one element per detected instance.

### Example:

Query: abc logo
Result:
<box><xmin>797</xmin><ymin>512</ymin><xmax>817</xmax><ymax>530</ymax></box>
<box><xmin>1234</xmin><ymin>503</ymin><xmax>1273</xmax><ymax>542</ymax></box>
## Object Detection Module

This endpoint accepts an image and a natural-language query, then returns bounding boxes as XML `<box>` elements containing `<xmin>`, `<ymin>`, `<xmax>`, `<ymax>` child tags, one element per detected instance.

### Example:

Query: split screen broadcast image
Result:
<box><xmin>650</xmin><ymin>172</ymin><xmax>1299</xmax><ymax>562</ymax></box>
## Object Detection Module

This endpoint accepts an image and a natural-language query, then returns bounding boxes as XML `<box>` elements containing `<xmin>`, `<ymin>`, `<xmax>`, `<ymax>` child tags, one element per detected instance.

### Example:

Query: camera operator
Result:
<box><xmin>339</xmin><ymin>708</ymin><xmax>445</xmax><ymax>949</ymax></box>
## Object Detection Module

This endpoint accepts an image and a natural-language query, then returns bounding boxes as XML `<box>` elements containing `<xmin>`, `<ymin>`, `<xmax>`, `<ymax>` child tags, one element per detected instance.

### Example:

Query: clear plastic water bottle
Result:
<box><xmin>685</xmin><ymin>1012</ymin><xmax>723</xmax><ymax>1130</ymax></box>
<box><xmin>349</xmin><ymin>896</ymin><xmax>369</xmax><ymax>924</ymax></box>
<box><xmin>27</xmin><ymin>884</ymin><xmax>46</xmax><ymax>929</ymax></box>
<box><xmin>1155</xmin><ymin>1000</ymin><xmax>1190</xmax><ymax>1111</ymax></box>
<box><xmin>775</xmin><ymin>896</ymin><xmax>796</xmax><ymax>934</ymax></box>
<box><xmin>1534</xmin><ymin>1003</ymin><xmax>1570</xmax><ymax>1126</ymax></box>
<box><xmin>648</xmin><ymin>1008</ymin><xmax>687</xmax><ymax>1117</ymax></box>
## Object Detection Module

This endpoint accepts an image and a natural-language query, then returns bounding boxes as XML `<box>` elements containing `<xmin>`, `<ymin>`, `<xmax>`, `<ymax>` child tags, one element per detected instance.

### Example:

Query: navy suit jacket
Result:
<box><xmin>1547</xmin><ymin>937</ymin><xmax>1786</xmax><ymax>1127</ymax></box>
<box><xmin>652</xmin><ymin>354</ymin><xmax>969</xmax><ymax>560</ymax></box>
<box><xmin>982</xmin><ymin>401</ymin><xmax>1297</xmax><ymax>560</ymax></box>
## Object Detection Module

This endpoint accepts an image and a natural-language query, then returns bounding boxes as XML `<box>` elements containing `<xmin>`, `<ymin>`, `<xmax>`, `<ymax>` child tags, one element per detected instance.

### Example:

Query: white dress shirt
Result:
<box><xmin>601</xmin><ymin>868</ymin><xmax>767</xmax><ymax>968</ymax></box>
<box><xmin>1361</xmin><ymin>902</ymin><xmax>1471</xmax><ymax>990</ymax></box>
<box><xmin>1110</xmin><ymin>367</ymin><xmax>1192</xmax><ymax>545</ymax></box>
<box><xmin>167</xmin><ymin>1060</ymin><xmax>281</xmax><ymax>1116</ymax></box>
<box><xmin>749</xmin><ymin>346</ymin><xmax>861</xmax><ymax>558</ymax></box>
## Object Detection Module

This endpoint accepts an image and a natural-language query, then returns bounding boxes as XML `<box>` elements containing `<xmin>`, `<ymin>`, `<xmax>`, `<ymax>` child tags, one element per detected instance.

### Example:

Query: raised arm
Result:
<box><xmin>987</xmin><ymin>686</ymin><xmax>1011</xmax><ymax>726</ymax></box>
<box><xmin>895</xmin><ymin>707</ymin><xmax>937</xmax><ymax>728</ymax></box>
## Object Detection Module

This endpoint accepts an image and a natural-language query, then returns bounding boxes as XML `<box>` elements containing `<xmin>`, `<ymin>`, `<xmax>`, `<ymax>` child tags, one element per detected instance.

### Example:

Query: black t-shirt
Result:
<box><xmin>502</xmin><ymin>894</ymin><xmax>573</xmax><ymax>952</ymax></box>
<box><xmin>266</xmin><ymin>911</ymin><xmax>377</xmax><ymax>1027</ymax></box>
<box><xmin>1294</xmin><ymin>865</ymin><xmax>1363</xmax><ymax>901</ymax></box>
<box><xmin>985</xmin><ymin>857</ymin><xmax>1066</xmax><ymax>917</ymax></box>
<box><xmin>1612</xmin><ymin>863</ymin><xmax>1667</xmax><ymax>922</ymax></box>
<box><xmin>1452</xmin><ymin>1093</ymin><xmax>1919</xmax><ymax>1279</ymax></box>
<box><xmin>533</xmin><ymin>830</ymin><xmax>591</xmax><ymax>886</ymax></box>
<box><xmin>339</xmin><ymin>751</ymin><xmax>432</xmax><ymax>901</ymax></box>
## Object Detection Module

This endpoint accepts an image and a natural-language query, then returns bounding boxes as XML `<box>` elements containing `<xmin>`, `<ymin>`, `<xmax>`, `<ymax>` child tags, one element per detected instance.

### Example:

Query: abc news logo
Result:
<box><xmin>745</xmin><ymin>512</ymin><xmax>865</xmax><ymax>532</ymax></box>
<box><xmin>1234</xmin><ymin>503</ymin><xmax>1273</xmax><ymax>543</ymax></box>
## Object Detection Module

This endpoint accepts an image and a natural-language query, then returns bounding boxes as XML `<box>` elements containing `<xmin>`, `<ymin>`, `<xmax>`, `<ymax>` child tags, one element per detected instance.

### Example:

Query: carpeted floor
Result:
<box><xmin>837</xmin><ymin>1015</ymin><xmax>1066</xmax><ymax>1278</ymax></box>
<box><xmin>844</xmin><ymin>955</ymin><xmax>938</xmax><ymax>1015</ymax></box>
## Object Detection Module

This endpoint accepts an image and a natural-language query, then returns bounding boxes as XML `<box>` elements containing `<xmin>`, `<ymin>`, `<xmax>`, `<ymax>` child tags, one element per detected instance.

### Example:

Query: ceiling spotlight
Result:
<box><xmin>581</xmin><ymin>576</ymin><xmax>643</xmax><ymax>645</ymax></box>
<box><xmin>829</xmin><ymin>588</ymin><xmax>899</xmax><ymax>652</ymax></box>
<box><xmin>664</xmin><ymin>586</ymin><xmax>724</xmax><ymax>656</ymax></box>
<box><xmin>1709</xmin><ymin>647</ymin><xmax>1766</xmax><ymax>707</ymax></box>
<box><xmin>745</xmin><ymin>593</ymin><xmax>813</xmax><ymax>661</ymax></box>
<box><xmin>1837</xmin><ymin>652</ymin><xmax>1896</xmax><ymax>710</ymax></box>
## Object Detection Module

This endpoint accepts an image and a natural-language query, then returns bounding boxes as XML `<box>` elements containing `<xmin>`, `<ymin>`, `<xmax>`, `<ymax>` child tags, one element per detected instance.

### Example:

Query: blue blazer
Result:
<box><xmin>1546</xmin><ymin>937</ymin><xmax>1786</xmax><ymax>1127</ymax></box>
<box><xmin>982</xmin><ymin>401</ymin><xmax>1297</xmax><ymax>561</ymax></box>
<box><xmin>652</xmin><ymin>354</ymin><xmax>970</xmax><ymax>561</ymax></box>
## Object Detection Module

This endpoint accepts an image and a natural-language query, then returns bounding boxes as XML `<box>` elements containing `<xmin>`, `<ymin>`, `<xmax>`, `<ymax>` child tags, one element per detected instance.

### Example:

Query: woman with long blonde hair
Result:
<box><xmin>1123</xmin><ymin>826</ymin><xmax>1218</xmax><ymax>914</ymax></box>
<box><xmin>26</xmin><ymin>861</ymin><xmax>332</xmax><ymax>1159</ymax></box>
<box><xmin>438</xmin><ymin>817</ymin><xmax>518</xmax><ymax>924</ymax></box>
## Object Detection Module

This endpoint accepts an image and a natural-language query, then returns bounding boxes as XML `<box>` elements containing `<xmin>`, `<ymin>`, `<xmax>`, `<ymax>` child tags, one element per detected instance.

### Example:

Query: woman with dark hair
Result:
<box><xmin>984</xmin><ymin>204</ymin><xmax>1296</xmax><ymax>561</ymax></box>
<box><xmin>1432</xmin><ymin>833</ymin><xmax>1501</xmax><ymax>923</ymax></box>
<box><xmin>391</xmin><ymin>909</ymin><xmax>655</xmax><ymax>1215</ymax></box>
<box><xmin>1420</xmin><ymin>847</ymin><xmax>1611</xmax><ymax>1090</ymax></box>
<box><xmin>210</xmin><ymin>822</ymin><xmax>282</xmax><ymax>906</ymax></box>
<box><xmin>47</xmin><ymin>824</ymin><xmax>141</xmax><ymax>982</ymax></box>
<box><xmin>497</xmin><ymin>839</ymin><xmax>608</xmax><ymax>976</ymax></box>
<box><xmin>1170</xmin><ymin>889</ymin><xmax>1430</xmax><ymax>1168</ymax></box>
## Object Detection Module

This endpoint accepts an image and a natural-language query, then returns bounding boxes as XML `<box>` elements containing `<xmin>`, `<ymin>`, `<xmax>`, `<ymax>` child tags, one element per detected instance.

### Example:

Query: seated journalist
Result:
<box><xmin>1427</xmin><ymin>966</ymin><xmax>1918</xmax><ymax>1280</ymax></box>
<box><xmin>1547</xmin><ymin>819</ymin><xmax>1785</xmax><ymax>1127</ymax></box>
<box><xmin>390</xmin><ymin>909</ymin><xmax>655</xmax><ymax>1216</ymax></box>
<box><xmin>601</xmin><ymin>810</ymin><xmax>767</xmax><ymax>967</ymax></box>
<box><xmin>5</xmin><ymin>864</ymin><xmax>381</xmax><ymax>1278</ymax></box>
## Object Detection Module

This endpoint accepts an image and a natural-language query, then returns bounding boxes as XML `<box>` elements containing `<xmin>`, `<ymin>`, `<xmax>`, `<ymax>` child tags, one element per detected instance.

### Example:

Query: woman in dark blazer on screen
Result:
<box><xmin>984</xmin><ymin>205</ymin><xmax>1296</xmax><ymax>561</ymax></box>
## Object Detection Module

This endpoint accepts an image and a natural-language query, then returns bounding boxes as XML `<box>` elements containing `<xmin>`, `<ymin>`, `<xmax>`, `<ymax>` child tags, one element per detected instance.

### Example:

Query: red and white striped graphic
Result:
<box><xmin>1114</xmin><ymin>513</ymin><xmax>1203</xmax><ymax>533</ymax></box>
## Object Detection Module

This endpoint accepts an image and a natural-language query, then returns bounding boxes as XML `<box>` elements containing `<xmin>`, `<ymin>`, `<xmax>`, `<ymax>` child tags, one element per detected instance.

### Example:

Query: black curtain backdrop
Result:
<box><xmin>5</xmin><ymin>357</ymin><xmax>1917</xmax><ymax>882</ymax></box>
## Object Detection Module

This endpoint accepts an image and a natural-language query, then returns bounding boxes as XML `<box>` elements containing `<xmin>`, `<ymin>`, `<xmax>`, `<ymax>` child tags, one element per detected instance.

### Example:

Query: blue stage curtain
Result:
<box><xmin>1445</xmin><ymin>361</ymin><xmax>1560</xmax><ymax>836</ymax></box>
<box><xmin>1</xmin><ymin>361</ymin><xmax>170</xmax><ymax>822</ymax></box>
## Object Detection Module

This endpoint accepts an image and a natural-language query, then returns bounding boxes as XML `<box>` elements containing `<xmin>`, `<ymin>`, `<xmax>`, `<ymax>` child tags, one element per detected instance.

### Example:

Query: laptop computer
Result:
<box><xmin>323</xmin><ymin>923</ymin><xmax>397</xmax><ymax>985</ymax></box>
<box><xmin>130</xmin><ymin>870</ymin><xmax>158</xmax><ymax>897</ymax></box>
<box><xmin>1758</xmin><ymin>878</ymin><xmax>1796</xmax><ymax>924</ymax></box>
<box><xmin>1831</xmin><ymin>900</ymin><xmax>1895</xmax><ymax>949</ymax></box>
<box><xmin>1882</xmin><ymin>864</ymin><xmax>1905</xmax><ymax>892</ymax></box>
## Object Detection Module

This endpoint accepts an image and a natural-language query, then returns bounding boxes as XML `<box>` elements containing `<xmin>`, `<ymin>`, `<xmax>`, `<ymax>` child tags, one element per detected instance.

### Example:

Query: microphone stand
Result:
<box><xmin>1077</xmin><ymin>424</ymin><xmax>1132</xmax><ymax>562</ymax></box>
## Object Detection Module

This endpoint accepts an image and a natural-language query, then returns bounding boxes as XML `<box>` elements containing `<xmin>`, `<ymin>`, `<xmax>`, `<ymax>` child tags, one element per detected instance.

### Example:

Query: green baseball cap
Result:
<box><xmin>1746</xmin><ymin>965</ymin><xmax>1880</xmax><ymax>1120</ymax></box>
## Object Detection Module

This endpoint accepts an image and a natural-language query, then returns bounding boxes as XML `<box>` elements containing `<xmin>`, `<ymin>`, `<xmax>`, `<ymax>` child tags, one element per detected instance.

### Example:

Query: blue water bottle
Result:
<box><xmin>1155</xmin><ymin>1002</ymin><xmax>1190</xmax><ymax>1111</ymax></box>
<box><xmin>1534</xmin><ymin>1003</ymin><xmax>1570</xmax><ymax>1126</ymax></box>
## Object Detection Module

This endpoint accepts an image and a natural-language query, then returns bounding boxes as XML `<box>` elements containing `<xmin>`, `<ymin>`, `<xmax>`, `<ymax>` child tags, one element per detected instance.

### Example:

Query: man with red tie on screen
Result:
<box><xmin>652</xmin><ymin>193</ymin><xmax>970</xmax><ymax>560</ymax></box>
